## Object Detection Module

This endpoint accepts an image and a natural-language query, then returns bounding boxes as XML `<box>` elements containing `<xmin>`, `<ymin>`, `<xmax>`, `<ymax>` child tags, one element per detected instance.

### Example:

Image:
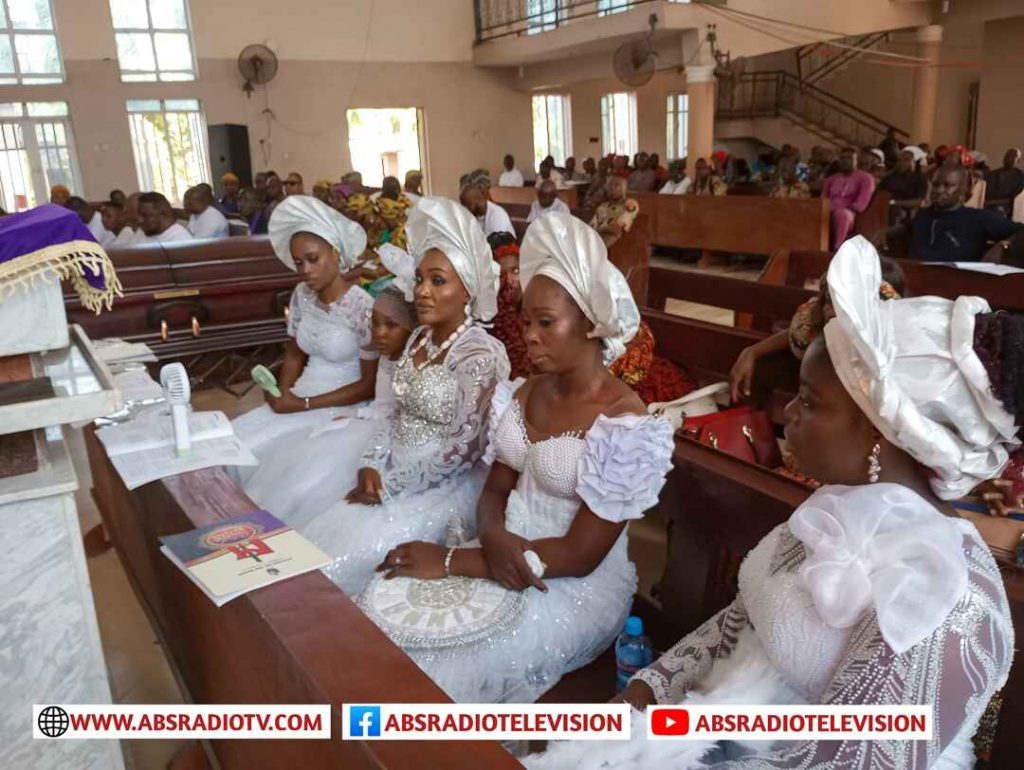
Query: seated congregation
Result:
<box><xmin>40</xmin><ymin>132</ymin><xmax>1024</xmax><ymax>770</ymax></box>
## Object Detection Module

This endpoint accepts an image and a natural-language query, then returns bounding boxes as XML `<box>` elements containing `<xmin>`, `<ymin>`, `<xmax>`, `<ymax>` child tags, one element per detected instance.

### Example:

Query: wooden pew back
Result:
<box><xmin>631</xmin><ymin>193</ymin><xmax>829</xmax><ymax>254</ymax></box>
<box><xmin>490</xmin><ymin>186</ymin><xmax>577</xmax><ymax>208</ymax></box>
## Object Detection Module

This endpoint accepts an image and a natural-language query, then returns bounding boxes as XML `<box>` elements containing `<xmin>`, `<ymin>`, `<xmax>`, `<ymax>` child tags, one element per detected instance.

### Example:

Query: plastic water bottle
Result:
<box><xmin>615</xmin><ymin>615</ymin><xmax>654</xmax><ymax>692</ymax></box>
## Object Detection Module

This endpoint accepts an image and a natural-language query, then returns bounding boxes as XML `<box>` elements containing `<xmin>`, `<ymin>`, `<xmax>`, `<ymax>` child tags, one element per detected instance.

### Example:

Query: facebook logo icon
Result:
<box><xmin>349</xmin><ymin>705</ymin><xmax>381</xmax><ymax>737</ymax></box>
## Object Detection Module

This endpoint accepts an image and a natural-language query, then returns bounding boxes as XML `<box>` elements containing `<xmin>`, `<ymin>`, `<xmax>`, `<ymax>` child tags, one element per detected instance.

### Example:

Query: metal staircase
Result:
<box><xmin>795</xmin><ymin>32</ymin><xmax>890</xmax><ymax>86</ymax></box>
<box><xmin>717</xmin><ymin>70</ymin><xmax>907</xmax><ymax>150</ymax></box>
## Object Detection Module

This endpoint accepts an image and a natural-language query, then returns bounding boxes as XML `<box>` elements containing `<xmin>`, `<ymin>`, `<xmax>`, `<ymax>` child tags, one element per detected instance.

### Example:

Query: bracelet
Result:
<box><xmin>304</xmin><ymin>397</ymin><xmax>310</xmax><ymax>410</ymax></box>
<box><xmin>443</xmin><ymin>546</ymin><xmax>457</xmax><ymax>577</ymax></box>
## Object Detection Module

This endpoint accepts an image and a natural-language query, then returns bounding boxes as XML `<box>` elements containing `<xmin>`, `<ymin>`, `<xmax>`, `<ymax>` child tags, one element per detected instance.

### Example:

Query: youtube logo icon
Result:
<box><xmin>650</xmin><ymin>707</ymin><xmax>690</xmax><ymax>736</ymax></box>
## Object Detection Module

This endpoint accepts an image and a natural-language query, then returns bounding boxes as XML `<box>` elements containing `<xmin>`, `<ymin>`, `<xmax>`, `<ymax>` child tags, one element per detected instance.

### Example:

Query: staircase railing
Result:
<box><xmin>796</xmin><ymin>32</ymin><xmax>889</xmax><ymax>85</ymax></box>
<box><xmin>717</xmin><ymin>70</ymin><xmax>908</xmax><ymax>149</ymax></box>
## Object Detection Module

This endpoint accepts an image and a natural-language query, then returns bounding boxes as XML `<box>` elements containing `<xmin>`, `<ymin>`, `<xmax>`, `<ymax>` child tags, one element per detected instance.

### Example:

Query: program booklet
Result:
<box><xmin>159</xmin><ymin>510</ymin><xmax>330</xmax><ymax>606</ymax></box>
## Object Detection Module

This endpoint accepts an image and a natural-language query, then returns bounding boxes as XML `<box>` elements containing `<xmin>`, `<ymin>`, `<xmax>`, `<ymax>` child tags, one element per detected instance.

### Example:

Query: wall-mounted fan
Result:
<box><xmin>238</xmin><ymin>44</ymin><xmax>279</xmax><ymax>98</ymax></box>
<box><xmin>613</xmin><ymin>14</ymin><xmax>659</xmax><ymax>88</ymax></box>
<box><xmin>706</xmin><ymin>24</ymin><xmax>747</xmax><ymax>93</ymax></box>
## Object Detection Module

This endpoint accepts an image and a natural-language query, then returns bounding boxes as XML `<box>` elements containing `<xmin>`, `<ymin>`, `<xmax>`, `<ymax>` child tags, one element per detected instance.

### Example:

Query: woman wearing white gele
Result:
<box><xmin>359</xmin><ymin>211</ymin><xmax>675</xmax><ymax>705</ymax></box>
<box><xmin>300</xmin><ymin>197</ymin><xmax>510</xmax><ymax>597</ymax></box>
<box><xmin>231</xmin><ymin>195</ymin><xmax>378</xmax><ymax>486</ymax></box>
<box><xmin>241</xmin><ymin>248</ymin><xmax>418</xmax><ymax>530</ymax></box>
<box><xmin>526</xmin><ymin>237</ymin><xmax>1018</xmax><ymax>769</ymax></box>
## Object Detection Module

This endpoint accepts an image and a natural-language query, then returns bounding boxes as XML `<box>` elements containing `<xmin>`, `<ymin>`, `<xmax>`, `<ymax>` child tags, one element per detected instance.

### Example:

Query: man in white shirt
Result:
<box><xmin>538</xmin><ymin>159</ymin><xmax>567</xmax><ymax>190</ymax></box>
<box><xmin>185</xmin><ymin>185</ymin><xmax>230</xmax><ymax>238</ymax></box>
<box><xmin>460</xmin><ymin>183</ymin><xmax>515</xmax><ymax>238</ymax></box>
<box><xmin>527</xmin><ymin>180</ymin><xmax>571</xmax><ymax>223</ymax></box>
<box><xmin>497</xmin><ymin>154</ymin><xmax>524</xmax><ymax>187</ymax></box>
<box><xmin>138</xmin><ymin>192</ymin><xmax>192</xmax><ymax>243</ymax></box>
<box><xmin>659</xmin><ymin>160</ymin><xmax>691</xmax><ymax>195</ymax></box>
<box><xmin>100</xmin><ymin>201</ymin><xmax>139</xmax><ymax>248</ymax></box>
<box><xmin>65</xmin><ymin>196</ymin><xmax>115</xmax><ymax>247</ymax></box>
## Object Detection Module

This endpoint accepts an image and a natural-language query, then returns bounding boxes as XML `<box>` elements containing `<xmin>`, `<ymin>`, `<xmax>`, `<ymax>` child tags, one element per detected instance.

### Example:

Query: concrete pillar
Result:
<box><xmin>910</xmin><ymin>24</ymin><xmax>943</xmax><ymax>146</ymax></box>
<box><xmin>686</xmin><ymin>64</ymin><xmax>716</xmax><ymax>179</ymax></box>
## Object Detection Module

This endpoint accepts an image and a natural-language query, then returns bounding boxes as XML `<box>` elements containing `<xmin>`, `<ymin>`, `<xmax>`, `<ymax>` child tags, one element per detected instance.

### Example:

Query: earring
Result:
<box><xmin>464</xmin><ymin>301</ymin><xmax>472</xmax><ymax>319</ymax></box>
<box><xmin>867</xmin><ymin>443</ymin><xmax>882</xmax><ymax>483</ymax></box>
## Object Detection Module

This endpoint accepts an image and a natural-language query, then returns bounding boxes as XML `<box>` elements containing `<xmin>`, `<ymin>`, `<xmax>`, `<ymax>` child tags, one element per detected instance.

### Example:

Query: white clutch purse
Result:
<box><xmin>358</xmin><ymin>573</ymin><xmax>525</xmax><ymax>650</ymax></box>
<box><xmin>647</xmin><ymin>381</ymin><xmax>730</xmax><ymax>430</ymax></box>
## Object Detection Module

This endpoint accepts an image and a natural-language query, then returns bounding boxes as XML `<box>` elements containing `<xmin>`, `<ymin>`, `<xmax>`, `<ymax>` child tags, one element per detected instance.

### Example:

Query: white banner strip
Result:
<box><xmin>647</xmin><ymin>705</ymin><xmax>933</xmax><ymax>741</ymax></box>
<box><xmin>342</xmin><ymin>703</ymin><xmax>631</xmax><ymax>741</ymax></box>
<box><xmin>33</xmin><ymin>705</ymin><xmax>330</xmax><ymax>740</ymax></box>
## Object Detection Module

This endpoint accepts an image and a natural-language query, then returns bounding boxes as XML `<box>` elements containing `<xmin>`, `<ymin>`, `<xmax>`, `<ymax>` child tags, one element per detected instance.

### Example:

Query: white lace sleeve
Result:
<box><xmin>349</xmin><ymin>287</ymin><xmax>379</xmax><ymax>361</ymax></box>
<box><xmin>286</xmin><ymin>284</ymin><xmax>304</xmax><ymax>337</ymax></box>
<box><xmin>577</xmin><ymin>415</ymin><xmax>674</xmax><ymax>522</ymax></box>
<box><xmin>702</xmin><ymin>535</ymin><xmax>1013</xmax><ymax>769</ymax></box>
<box><xmin>483</xmin><ymin>377</ymin><xmax>526</xmax><ymax>466</ymax></box>
<box><xmin>632</xmin><ymin>598</ymin><xmax>751</xmax><ymax>704</ymax></box>
<box><xmin>364</xmin><ymin>328</ymin><xmax>511</xmax><ymax>498</ymax></box>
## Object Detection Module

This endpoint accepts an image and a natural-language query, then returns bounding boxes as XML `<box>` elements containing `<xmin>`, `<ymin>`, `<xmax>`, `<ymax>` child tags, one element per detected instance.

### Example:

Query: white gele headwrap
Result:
<box><xmin>519</xmin><ymin>211</ymin><xmax>640</xmax><ymax>366</ymax></box>
<box><xmin>376</xmin><ymin>242</ymin><xmax>415</xmax><ymax>301</ymax></box>
<box><xmin>269</xmin><ymin>194</ymin><xmax>367</xmax><ymax>271</ymax></box>
<box><xmin>823</xmin><ymin>236</ymin><xmax>1020</xmax><ymax>500</ymax></box>
<box><xmin>405</xmin><ymin>196</ymin><xmax>499</xmax><ymax>322</ymax></box>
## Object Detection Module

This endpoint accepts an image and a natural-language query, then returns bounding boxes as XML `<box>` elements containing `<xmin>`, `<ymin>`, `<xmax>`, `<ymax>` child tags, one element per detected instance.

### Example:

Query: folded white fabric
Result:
<box><xmin>790</xmin><ymin>483</ymin><xmax>968</xmax><ymax>654</ymax></box>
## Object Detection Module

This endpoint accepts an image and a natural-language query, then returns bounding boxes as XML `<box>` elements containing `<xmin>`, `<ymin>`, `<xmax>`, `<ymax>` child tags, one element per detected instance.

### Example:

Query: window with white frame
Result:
<box><xmin>126</xmin><ymin>99</ymin><xmax>209</xmax><ymax>204</ymax></box>
<box><xmin>598</xmin><ymin>0</ymin><xmax>633</xmax><ymax>17</ymax></box>
<box><xmin>0</xmin><ymin>0</ymin><xmax>64</xmax><ymax>84</ymax></box>
<box><xmin>666</xmin><ymin>93</ymin><xmax>688</xmax><ymax>160</ymax></box>
<box><xmin>526</xmin><ymin>0</ymin><xmax>559</xmax><ymax>35</ymax></box>
<box><xmin>600</xmin><ymin>92</ymin><xmax>637</xmax><ymax>157</ymax></box>
<box><xmin>0</xmin><ymin>101</ymin><xmax>80</xmax><ymax>212</ymax></box>
<box><xmin>109</xmin><ymin>0</ymin><xmax>197</xmax><ymax>82</ymax></box>
<box><xmin>532</xmin><ymin>94</ymin><xmax>571</xmax><ymax>169</ymax></box>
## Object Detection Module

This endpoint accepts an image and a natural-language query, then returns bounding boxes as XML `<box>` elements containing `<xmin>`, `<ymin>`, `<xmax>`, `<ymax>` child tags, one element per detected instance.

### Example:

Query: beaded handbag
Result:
<box><xmin>358</xmin><ymin>572</ymin><xmax>526</xmax><ymax>650</ymax></box>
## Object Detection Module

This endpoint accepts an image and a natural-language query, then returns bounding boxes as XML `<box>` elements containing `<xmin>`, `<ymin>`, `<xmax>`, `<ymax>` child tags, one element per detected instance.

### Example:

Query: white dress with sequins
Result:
<box><xmin>230</xmin><ymin>283</ymin><xmax>377</xmax><ymax>490</ymax></box>
<box><xmin>301</xmin><ymin>325</ymin><xmax>510</xmax><ymax>597</ymax></box>
<box><xmin>240</xmin><ymin>357</ymin><xmax>399</xmax><ymax>530</ymax></box>
<box><xmin>527</xmin><ymin>483</ymin><xmax>1014</xmax><ymax>770</ymax></box>
<box><xmin>381</xmin><ymin>378</ymin><xmax>675</xmax><ymax>705</ymax></box>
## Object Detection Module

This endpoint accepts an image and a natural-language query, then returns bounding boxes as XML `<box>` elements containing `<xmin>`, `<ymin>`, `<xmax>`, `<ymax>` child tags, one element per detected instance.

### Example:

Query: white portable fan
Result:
<box><xmin>159</xmin><ymin>363</ymin><xmax>192</xmax><ymax>458</ymax></box>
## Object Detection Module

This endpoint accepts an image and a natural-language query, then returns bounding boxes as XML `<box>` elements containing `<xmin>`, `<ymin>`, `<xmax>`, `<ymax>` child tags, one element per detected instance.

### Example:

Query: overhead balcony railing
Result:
<box><xmin>474</xmin><ymin>0</ymin><xmax>659</xmax><ymax>43</ymax></box>
<box><xmin>796</xmin><ymin>31</ymin><xmax>890</xmax><ymax>85</ymax></box>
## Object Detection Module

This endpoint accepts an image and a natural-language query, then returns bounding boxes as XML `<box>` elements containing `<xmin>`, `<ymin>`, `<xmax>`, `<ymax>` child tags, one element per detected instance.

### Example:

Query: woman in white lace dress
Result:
<box><xmin>300</xmin><ymin>197</ymin><xmax>510</xmax><ymax>596</ymax></box>
<box><xmin>360</xmin><ymin>213</ymin><xmax>675</xmax><ymax>704</ymax></box>
<box><xmin>231</xmin><ymin>196</ymin><xmax>378</xmax><ymax>488</ymax></box>
<box><xmin>529</xmin><ymin>237</ymin><xmax>1020</xmax><ymax>769</ymax></box>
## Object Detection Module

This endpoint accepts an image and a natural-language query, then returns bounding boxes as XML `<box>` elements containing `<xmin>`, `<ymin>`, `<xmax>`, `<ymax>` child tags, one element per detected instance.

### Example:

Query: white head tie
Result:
<box><xmin>823</xmin><ymin>236</ymin><xmax>1019</xmax><ymax>499</ymax></box>
<box><xmin>268</xmin><ymin>195</ymin><xmax>366</xmax><ymax>271</ymax></box>
<box><xmin>405</xmin><ymin>197</ymin><xmax>499</xmax><ymax>322</ymax></box>
<box><xmin>376</xmin><ymin>242</ymin><xmax>415</xmax><ymax>301</ymax></box>
<box><xmin>790</xmin><ymin>483</ymin><xmax>968</xmax><ymax>654</ymax></box>
<box><xmin>519</xmin><ymin>211</ymin><xmax>640</xmax><ymax>366</ymax></box>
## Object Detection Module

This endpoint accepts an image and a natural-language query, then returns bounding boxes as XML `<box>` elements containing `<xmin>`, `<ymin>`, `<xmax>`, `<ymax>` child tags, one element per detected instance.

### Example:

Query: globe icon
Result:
<box><xmin>38</xmin><ymin>706</ymin><xmax>69</xmax><ymax>738</ymax></box>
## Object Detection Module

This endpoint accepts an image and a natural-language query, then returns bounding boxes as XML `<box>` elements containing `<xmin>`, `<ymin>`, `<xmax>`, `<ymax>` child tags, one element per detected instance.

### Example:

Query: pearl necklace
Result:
<box><xmin>410</xmin><ymin>320</ymin><xmax>471</xmax><ymax>371</ymax></box>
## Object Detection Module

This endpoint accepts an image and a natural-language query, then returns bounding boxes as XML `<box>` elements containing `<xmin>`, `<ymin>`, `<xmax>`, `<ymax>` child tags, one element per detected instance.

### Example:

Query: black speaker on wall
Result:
<box><xmin>208</xmin><ymin>124</ymin><xmax>252</xmax><ymax>187</ymax></box>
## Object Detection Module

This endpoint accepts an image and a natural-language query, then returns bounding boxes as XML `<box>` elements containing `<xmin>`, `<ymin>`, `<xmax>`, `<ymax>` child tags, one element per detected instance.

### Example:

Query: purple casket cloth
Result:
<box><xmin>0</xmin><ymin>204</ymin><xmax>106</xmax><ymax>289</ymax></box>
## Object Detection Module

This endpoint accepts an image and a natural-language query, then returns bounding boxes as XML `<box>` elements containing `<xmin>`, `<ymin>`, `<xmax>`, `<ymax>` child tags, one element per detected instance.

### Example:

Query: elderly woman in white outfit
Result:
<box><xmin>300</xmin><ymin>197</ymin><xmax>510</xmax><ymax>597</ymax></box>
<box><xmin>231</xmin><ymin>196</ymin><xmax>378</xmax><ymax>490</ymax></box>
<box><xmin>528</xmin><ymin>237</ymin><xmax>1019</xmax><ymax>769</ymax></box>
<box><xmin>358</xmin><ymin>212</ymin><xmax>675</xmax><ymax>706</ymax></box>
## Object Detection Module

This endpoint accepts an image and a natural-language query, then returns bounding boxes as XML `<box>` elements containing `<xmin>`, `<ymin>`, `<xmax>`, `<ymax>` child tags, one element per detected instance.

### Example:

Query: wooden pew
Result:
<box><xmin>645</xmin><ymin>265</ymin><xmax>814</xmax><ymax>333</ymax></box>
<box><xmin>630</xmin><ymin>193</ymin><xmax>829</xmax><ymax>256</ymax></box>
<box><xmin>761</xmin><ymin>249</ymin><xmax>1024</xmax><ymax>312</ymax></box>
<box><xmin>851</xmin><ymin>189</ymin><xmax>892</xmax><ymax>243</ymax></box>
<box><xmin>84</xmin><ymin>428</ymin><xmax>522</xmax><ymax>770</ymax></box>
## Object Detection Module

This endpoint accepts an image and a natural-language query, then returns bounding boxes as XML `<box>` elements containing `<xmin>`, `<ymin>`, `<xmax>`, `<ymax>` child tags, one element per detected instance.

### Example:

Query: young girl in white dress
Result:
<box><xmin>359</xmin><ymin>212</ymin><xmax>675</xmax><ymax>705</ymax></box>
<box><xmin>528</xmin><ymin>237</ymin><xmax>1019</xmax><ymax>769</ymax></box>
<box><xmin>242</xmin><ymin>278</ymin><xmax>417</xmax><ymax>529</ymax></box>
<box><xmin>231</xmin><ymin>196</ymin><xmax>378</xmax><ymax>487</ymax></box>
<box><xmin>300</xmin><ymin>197</ymin><xmax>510</xmax><ymax>597</ymax></box>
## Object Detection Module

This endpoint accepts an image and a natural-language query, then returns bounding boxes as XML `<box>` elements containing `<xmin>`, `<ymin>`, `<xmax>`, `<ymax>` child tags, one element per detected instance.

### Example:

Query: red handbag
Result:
<box><xmin>681</xmin><ymin>406</ymin><xmax>782</xmax><ymax>468</ymax></box>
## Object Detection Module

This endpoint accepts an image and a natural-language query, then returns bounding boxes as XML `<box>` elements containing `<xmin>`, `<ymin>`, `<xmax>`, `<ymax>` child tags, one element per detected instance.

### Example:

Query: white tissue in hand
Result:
<box><xmin>523</xmin><ymin>550</ymin><xmax>546</xmax><ymax>578</ymax></box>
